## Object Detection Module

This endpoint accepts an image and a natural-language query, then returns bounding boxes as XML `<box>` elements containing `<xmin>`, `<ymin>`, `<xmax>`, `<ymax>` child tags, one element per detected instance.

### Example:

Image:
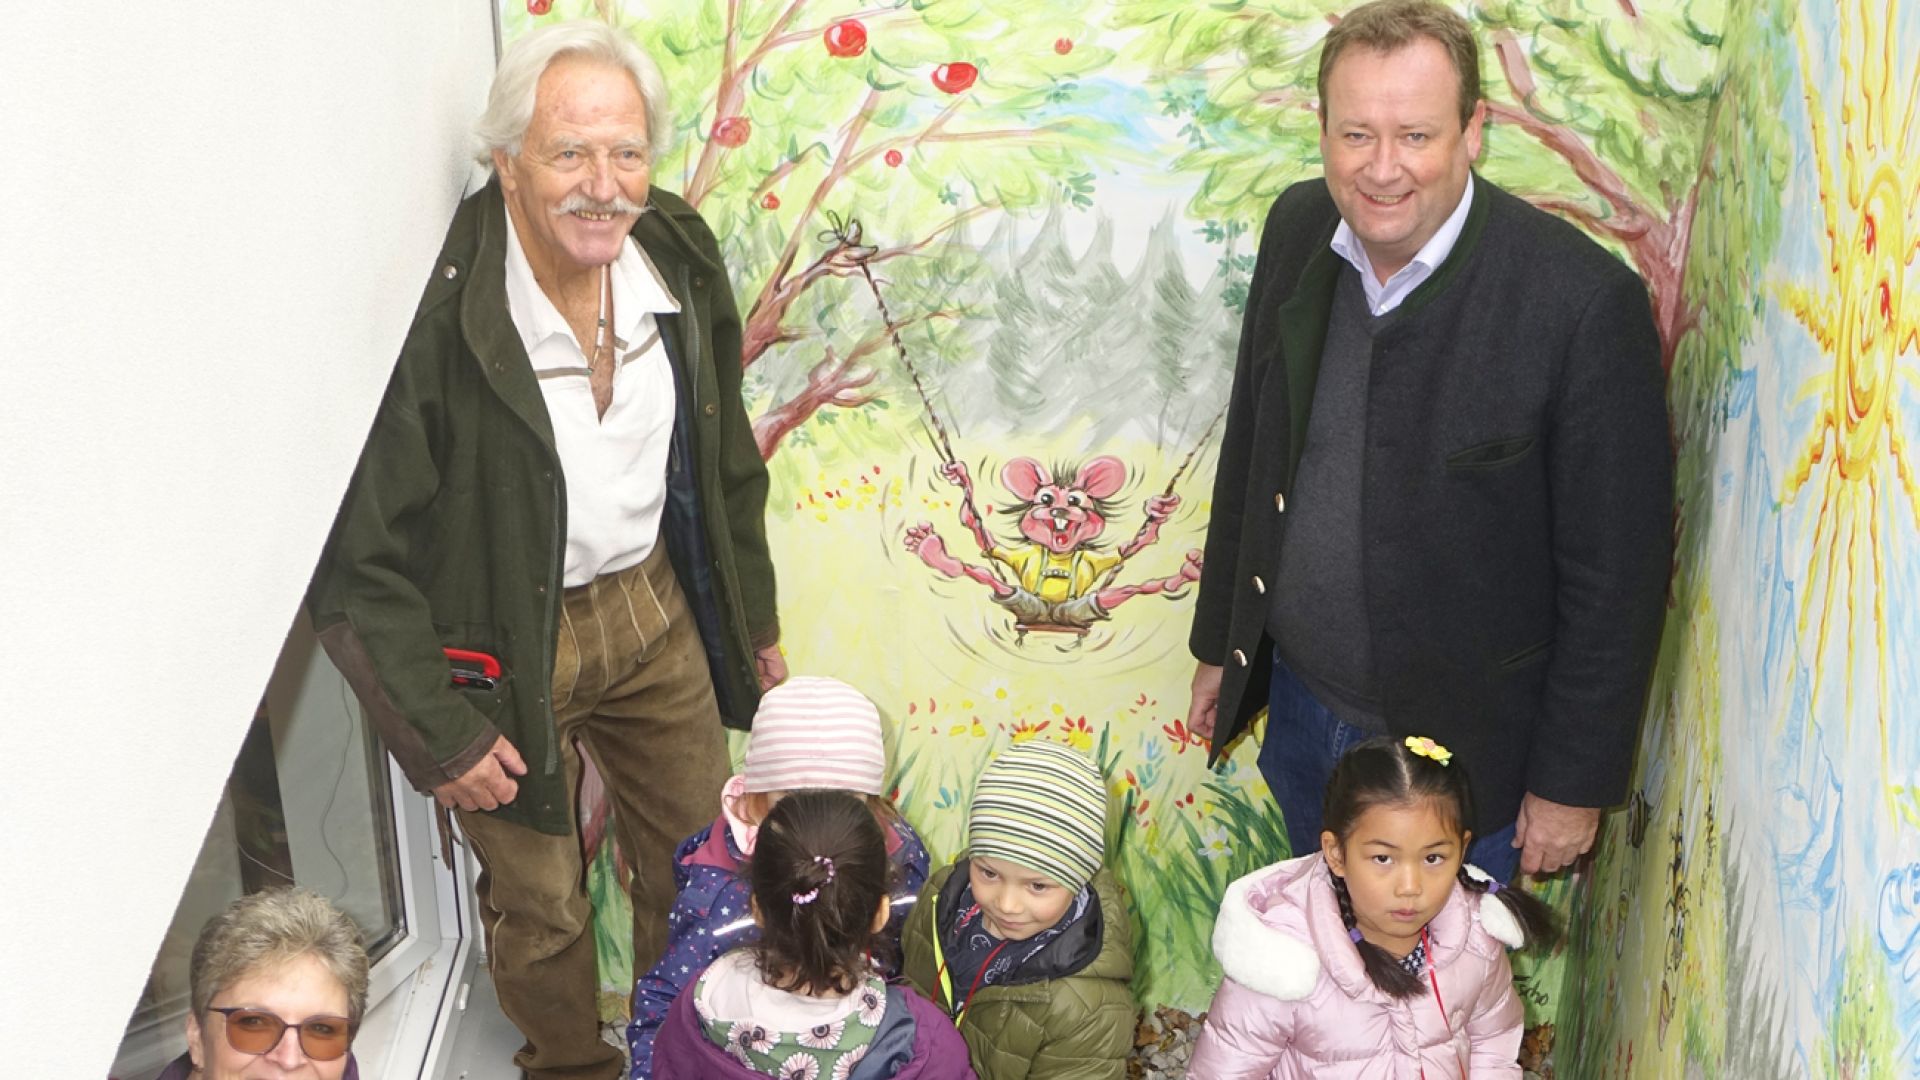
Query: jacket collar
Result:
<box><xmin>1273</xmin><ymin>172</ymin><xmax>1495</xmax><ymax>486</ymax></box>
<box><xmin>933</xmin><ymin>859</ymin><xmax>1113</xmax><ymax>991</ymax></box>
<box><xmin>1211</xmin><ymin>855</ymin><xmax>1520</xmax><ymax>1003</ymax></box>
<box><xmin>445</xmin><ymin>179</ymin><xmax>717</xmax><ymax>454</ymax></box>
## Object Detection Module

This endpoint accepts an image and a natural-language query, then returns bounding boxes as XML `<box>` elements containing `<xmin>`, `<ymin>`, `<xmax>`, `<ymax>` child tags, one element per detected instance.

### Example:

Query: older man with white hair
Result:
<box><xmin>308</xmin><ymin>20</ymin><xmax>785</xmax><ymax>1078</ymax></box>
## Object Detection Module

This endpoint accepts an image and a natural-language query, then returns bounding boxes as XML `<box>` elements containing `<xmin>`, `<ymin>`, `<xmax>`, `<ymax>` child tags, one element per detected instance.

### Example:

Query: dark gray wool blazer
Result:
<box><xmin>1191</xmin><ymin>175</ymin><xmax>1673</xmax><ymax>835</ymax></box>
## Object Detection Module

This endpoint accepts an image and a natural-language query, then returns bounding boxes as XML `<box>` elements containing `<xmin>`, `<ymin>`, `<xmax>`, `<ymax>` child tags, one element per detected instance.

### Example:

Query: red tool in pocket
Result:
<box><xmin>444</xmin><ymin>647</ymin><xmax>503</xmax><ymax>691</ymax></box>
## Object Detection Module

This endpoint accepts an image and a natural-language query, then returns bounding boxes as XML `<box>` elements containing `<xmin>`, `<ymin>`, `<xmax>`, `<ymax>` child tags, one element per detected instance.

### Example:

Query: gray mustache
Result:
<box><xmin>552</xmin><ymin>194</ymin><xmax>648</xmax><ymax>217</ymax></box>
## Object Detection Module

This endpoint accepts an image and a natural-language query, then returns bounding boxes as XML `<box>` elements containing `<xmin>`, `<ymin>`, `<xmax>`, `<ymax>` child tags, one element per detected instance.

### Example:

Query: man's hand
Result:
<box><xmin>1513</xmin><ymin>792</ymin><xmax>1602</xmax><ymax>876</ymax></box>
<box><xmin>432</xmin><ymin>735</ymin><xmax>527</xmax><ymax>812</ymax></box>
<box><xmin>1187</xmin><ymin>662</ymin><xmax>1224</xmax><ymax>741</ymax></box>
<box><xmin>755</xmin><ymin>643</ymin><xmax>789</xmax><ymax>692</ymax></box>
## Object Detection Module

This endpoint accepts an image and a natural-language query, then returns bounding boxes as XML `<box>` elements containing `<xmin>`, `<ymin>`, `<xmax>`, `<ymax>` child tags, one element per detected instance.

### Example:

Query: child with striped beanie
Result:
<box><xmin>902</xmin><ymin>740</ymin><xmax>1138</xmax><ymax>1079</ymax></box>
<box><xmin>627</xmin><ymin>676</ymin><xmax>930</xmax><ymax>1079</ymax></box>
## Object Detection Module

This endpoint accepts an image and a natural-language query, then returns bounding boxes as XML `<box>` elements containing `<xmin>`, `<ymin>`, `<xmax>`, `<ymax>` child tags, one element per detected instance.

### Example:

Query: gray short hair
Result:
<box><xmin>189</xmin><ymin>888</ymin><xmax>370</xmax><ymax>1024</ymax></box>
<box><xmin>475</xmin><ymin>19</ymin><xmax>673</xmax><ymax>167</ymax></box>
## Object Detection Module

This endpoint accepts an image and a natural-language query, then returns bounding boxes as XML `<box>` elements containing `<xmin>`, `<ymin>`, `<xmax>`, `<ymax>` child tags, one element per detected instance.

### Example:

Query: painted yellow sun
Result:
<box><xmin>1779</xmin><ymin>0</ymin><xmax>1920</xmax><ymax>762</ymax></box>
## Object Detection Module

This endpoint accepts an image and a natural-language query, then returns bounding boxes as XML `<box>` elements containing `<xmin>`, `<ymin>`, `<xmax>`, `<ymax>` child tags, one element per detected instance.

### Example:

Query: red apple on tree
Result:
<box><xmin>885</xmin><ymin>149</ymin><xmax>904</xmax><ymax>168</ymax></box>
<box><xmin>526</xmin><ymin>0</ymin><xmax>551</xmax><ymax>13</ymax></box>
<box><xmin>761</xmin><ymin>193</ymin><xmax>781</xmax><ymax>210</ymax></box>
<box><xmin>931</xmin><ymin>62</ymin><xmax>978</xmax><ymax>94</ymax></box>
<box><xmin>712</xmin><ymin>116</ymin><xmax>751</xmax><ymax>148</ymax></box>
<box><xmin>823</xmin><ymin>19</ymin><xmax>867</xmax><ymax>58</ymax></box>
<box><xmin>1054</xmin><ymin>37</ymin><xmax>1073</xmax><ymax>54</ymax></box>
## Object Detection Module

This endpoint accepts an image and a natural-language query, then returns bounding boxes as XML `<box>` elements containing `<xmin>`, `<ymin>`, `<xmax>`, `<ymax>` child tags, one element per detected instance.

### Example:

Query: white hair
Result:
<box><xmin>475</xmin><ymin>19</ymin><xmax>673</xmax><ymax>168</ymax></box>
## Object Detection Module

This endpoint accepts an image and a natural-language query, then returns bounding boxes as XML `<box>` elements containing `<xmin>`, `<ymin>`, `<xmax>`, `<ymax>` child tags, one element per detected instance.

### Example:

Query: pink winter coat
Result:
<box><xmin>1187</xmin><ymin>855</ymin><xmax>1525</xmax><ymax>1080</ymax></box>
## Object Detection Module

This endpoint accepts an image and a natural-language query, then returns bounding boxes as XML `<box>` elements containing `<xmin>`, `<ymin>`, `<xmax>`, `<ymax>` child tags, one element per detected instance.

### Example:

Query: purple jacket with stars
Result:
<box><xmin>628</xmin><ymin>813</ymin><xmax>931</xmax><ymax>1079</ymax></box>
<box><xmin>651</xmin><ymin>976</ymin><xmax>976</xmax><ymax>1080</ymax></box>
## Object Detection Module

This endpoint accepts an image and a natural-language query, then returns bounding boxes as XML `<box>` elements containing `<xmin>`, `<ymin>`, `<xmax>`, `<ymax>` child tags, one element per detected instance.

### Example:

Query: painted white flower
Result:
<box><xmin>832</xmin><ymin>1044</ymin><xmax>870</xmax><ymax>1080</ymax></box>
<box><xmin>1197</xmin><ymin>821</ymin><xmax>1233</xmax><ymax>860</ymax></box>
<box><xmin>856</xmin><ymin>984</ymin><xmax>887</xmax><ymax>1027</ymax></box>
<box><xmin>777</xmin><ymin>1052</ymin><xmax>821</xmax><ymax>1080</ymax></box>
<box><xmin>800</xmin><ymin>1020</ymin><xmax>845</xmax><ymax>1049</ymax></box>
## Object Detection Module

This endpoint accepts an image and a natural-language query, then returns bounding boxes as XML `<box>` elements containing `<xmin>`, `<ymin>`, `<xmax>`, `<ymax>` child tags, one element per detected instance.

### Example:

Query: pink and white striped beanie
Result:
<box><xmin>742</xmin><ymin>675</ymin><xmax>887</xmax><ymax>795</ymax></box>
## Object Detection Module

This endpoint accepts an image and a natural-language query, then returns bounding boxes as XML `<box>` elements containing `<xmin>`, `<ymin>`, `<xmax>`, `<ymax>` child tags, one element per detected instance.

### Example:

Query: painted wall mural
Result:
<box><xmin>1559</xmin><ymin>0</ymin><xmax>1920</xmax><ymax>1073</ymax></box>
<box><xmin>492</xmin><ymin>0</ymin><xmax>1754</xmax><ymax>1047</ymax></box>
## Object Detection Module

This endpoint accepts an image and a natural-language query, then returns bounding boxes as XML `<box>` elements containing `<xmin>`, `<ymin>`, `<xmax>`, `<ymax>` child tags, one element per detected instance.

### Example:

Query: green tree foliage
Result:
<box><xmin>1109</xmin><ymin>0</ymin><xmax>1727</xmax><ymax>366</ymax></box>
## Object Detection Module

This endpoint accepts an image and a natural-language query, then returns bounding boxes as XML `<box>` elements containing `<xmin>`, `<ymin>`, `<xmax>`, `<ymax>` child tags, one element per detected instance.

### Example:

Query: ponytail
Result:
<box><xmin>748</xmin><ymin>790</ymin><xmax>893</xmax><ymax>997</ymax></box>
<box><xmin>1456</xmin><ymin>865</ymin><xmax>1561</xmax><ymax>949</ymax></box>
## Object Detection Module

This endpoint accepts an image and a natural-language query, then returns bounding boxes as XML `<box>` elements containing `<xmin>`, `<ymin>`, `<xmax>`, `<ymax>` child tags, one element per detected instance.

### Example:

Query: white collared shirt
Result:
<box><xmin>503</xmin><ymin>208</ymin><xmax>681</xmax><ymax>588</ymax></box>
<box><xmin>1330</xmin><ymin>174</ymin><xmax>1475</xmax><ymax>316</ymax></box>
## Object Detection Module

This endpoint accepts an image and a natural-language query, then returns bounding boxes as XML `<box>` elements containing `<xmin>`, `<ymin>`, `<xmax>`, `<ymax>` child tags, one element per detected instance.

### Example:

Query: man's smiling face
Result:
<box><xmin>1319</xmin><ymin>36</ymin><xmax>1484</xmax><ymax>281</ymax></box>
<box><xmin>494</xmin><ymin>54</ymin><xmax>652</xmax><ymax>277</ymax></box>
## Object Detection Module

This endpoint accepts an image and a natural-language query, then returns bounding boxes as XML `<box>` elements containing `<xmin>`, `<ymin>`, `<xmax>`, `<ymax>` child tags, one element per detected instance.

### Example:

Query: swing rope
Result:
<box><xmin>1092</xmin><ymin>400</ymin><xmax>1227</xmax><ymax>591</ymax></box>
<box><xmin>820</xmin><ymin>211</ymin><xmax>1002</xmax><ymax>584</ymax></box>
<box><xmin>818</xmin><ymin>211</ymin><xmax>1221</xmax><ymax>594</ymax></box>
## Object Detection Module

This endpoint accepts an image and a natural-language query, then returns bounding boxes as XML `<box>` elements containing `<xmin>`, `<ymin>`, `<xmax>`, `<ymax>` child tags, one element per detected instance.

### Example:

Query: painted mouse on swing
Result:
<box><xmin>903</xmin><ymin>456</ymin><xmax>1204</xmax><ymax>641</ymax></box>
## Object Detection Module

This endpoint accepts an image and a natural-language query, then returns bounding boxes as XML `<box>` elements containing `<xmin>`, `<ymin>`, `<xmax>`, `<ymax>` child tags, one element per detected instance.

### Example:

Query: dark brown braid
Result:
<box><xmin>1453</xmin><ymin>864</ymin><xmax>1561</xmax><ymax>948</ymax></box>
<box><xmin>1327</xmin><ymin>870</ymin><xmax>1425</xmax><ymax>998</ymax></box>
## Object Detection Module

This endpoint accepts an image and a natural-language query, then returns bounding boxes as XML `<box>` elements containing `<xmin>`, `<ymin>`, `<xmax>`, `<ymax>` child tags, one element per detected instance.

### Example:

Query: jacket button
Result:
<box><xmin>1273</xmin><ymin>492</ymin><xmax>1286</xmax><ymax>512</ymax></box>
<box><xmin>704</xmin><ymin>403</ymin><xmax>718</xmax><ymax>417</ymax></box>
<box><xmin>694</xmin><ymin>276</ymin><xmax>707</xmax><ymax>289</ymax></box>
<box><xmin>441</xmin><ymin>264</ymin><xmax>458</xmax><ymax>280</ymax></box>
<box><xmin>536</xmin><ymin>584</ymin><xmax>547</xmax><ymax>595</ymax></box>
<box><xmin>1252</xmin><ymin>576</ymin><xmax>1266</xmax><ymax>594</ymax></box>
<box><xmin>1233</xmin><ymin>648</ymin><xmax>1248</xmax><ymax>667</ymax></box>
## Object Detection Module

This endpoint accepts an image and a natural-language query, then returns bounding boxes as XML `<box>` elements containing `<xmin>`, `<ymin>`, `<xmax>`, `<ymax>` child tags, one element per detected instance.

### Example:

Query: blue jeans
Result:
<box><xmin>1259</xmin><ymin>656</ymin><xmax>1521</xmax><ymax>883</ymax></box>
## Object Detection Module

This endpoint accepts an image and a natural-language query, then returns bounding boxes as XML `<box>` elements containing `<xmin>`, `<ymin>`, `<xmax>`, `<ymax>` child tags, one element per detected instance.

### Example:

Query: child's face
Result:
<box><xmin>967</xmin><ymin>856</ymin><xmax>1075</xmax><ymax>941</ymax></box>
<box><xmin>1322</xmin><ymin>797</ymin><xmax>1468</xmax><ymax>958</ymax></box>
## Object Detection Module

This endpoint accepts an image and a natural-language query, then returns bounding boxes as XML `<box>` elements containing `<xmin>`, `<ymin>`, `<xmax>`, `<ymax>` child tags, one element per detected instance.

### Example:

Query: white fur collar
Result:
<box><xmin>1211</xmin><ymin>869</ymin><xmax>1321</xmax><ymax>1000</ymax></box>
<box><xmin>1463</xmin><ymin>863</ymin><xmax>1525</xmax><ymax>949</ymax></box>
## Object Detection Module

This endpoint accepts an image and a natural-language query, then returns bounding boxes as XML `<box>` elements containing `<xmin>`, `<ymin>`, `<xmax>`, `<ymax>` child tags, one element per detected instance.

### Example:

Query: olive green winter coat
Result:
<box><xmin>306</xmin><ymin>180</ymin><xmax>777</xmax><ymax>835</ymax></box>
<box><xmin>902</xmin><ymin>861</ymin><xmax>1137</xmax><ymax>1080</ymax></box>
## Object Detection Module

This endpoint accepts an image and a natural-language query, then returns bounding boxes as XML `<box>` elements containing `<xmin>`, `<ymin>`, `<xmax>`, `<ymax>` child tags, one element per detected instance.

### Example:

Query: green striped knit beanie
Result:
<box><xmin>967</xmin><ymin>741</ymin><xmax>1108</xmax><ymax>891</ymax></box>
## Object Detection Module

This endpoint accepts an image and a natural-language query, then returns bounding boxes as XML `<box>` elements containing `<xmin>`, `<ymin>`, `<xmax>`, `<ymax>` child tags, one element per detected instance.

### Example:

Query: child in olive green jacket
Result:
<box><xmin>902</xmin><ymin>742</ymin><xmax>1137</xmax><ymax>1080</ymax></box>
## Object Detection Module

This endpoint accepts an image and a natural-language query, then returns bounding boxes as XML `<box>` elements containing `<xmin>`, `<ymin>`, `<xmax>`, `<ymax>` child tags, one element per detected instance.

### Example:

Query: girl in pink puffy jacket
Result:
<box><xmin>1188</xmin><ymin>737</ymin><xmax>1558</xmax><ymax>1080</ymax></box>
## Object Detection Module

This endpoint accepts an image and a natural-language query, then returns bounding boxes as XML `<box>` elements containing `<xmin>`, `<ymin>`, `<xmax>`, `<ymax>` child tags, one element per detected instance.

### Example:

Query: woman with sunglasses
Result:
<box><xmin>160</xmin><ymin>887</ymin><xmax>366</xmax><ymax>1079</ymax></box>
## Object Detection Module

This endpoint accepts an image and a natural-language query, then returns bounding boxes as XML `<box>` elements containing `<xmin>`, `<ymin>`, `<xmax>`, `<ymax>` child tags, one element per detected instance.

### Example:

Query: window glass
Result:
<box><xmin>109</xmin><ymin>628</ymin><xmax>403</xmax><ymax>1079</ymax></box>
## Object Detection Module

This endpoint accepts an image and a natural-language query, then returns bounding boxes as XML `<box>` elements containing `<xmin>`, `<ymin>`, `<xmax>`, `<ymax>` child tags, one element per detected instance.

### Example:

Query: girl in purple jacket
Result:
<box><xmin>629</xmin><ymin>677</ymin><xmax>931</xmax><ymax>1078</ymax></box>
<box><xmin>651</xmin><ymin>790</ymin><xmax>976</xmax><ymax>1080</ymax></box>
<box><xmin>1189</xmin><ymin>737</ymin><xmax>1559</xmax><ymax>1079</ymax></box>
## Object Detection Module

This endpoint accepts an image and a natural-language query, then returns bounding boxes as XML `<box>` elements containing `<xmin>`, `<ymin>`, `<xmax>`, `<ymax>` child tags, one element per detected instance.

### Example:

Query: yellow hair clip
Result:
<box><xmin>1404</xmin><ymin>736</ymin><xmax>1452</xmax><ymax>766</ymax></box>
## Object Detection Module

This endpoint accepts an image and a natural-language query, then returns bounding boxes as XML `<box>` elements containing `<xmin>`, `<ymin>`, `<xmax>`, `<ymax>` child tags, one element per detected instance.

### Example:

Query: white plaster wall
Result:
<box><xmin>0</xmin><ymin>4</ymin><xmax>496</xmax><ymax>1075</ymax></box>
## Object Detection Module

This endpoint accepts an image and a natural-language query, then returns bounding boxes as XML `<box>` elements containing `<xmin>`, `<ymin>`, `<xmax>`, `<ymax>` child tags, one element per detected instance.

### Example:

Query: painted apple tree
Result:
<box><xmin>507</xmin><ymin>0</ymin><xmax>1125</xmax><ymax>460</ymax></box>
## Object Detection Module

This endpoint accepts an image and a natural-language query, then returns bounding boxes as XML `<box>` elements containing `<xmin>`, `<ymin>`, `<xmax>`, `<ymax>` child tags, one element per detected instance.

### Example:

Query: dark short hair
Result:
<box><xmin>749</xmin><ymin>790</ymin><xmax>893</xmax><ymax>996</ymax></box>
<box><xmin>1317</xmin><ymin>0</ymin><xmax>1482</xmax><ymax>130</ymax></box>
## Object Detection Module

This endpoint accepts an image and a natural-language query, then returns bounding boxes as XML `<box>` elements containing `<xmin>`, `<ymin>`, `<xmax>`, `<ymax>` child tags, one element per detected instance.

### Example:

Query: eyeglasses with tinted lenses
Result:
<box><xmin>208</xmin><ymin>1007</ymin><xmax>355</xmax><ymax>1061</ymax></box>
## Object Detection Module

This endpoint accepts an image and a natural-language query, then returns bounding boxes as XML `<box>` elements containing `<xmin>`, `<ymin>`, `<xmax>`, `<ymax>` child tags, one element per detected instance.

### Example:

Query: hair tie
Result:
<box><xmin>1486</xmin><ymin>880</ymin><xmax>1502</xmax><ymax>894</ymax></box>
<box><xmin>1348</xmin><ymin>927</ymin><xmax>1365</xmax><ymax>944</ymax></box>
<box><xmin>791</xmin><ymin>855</ymin><xmax>836</xmax><ymax>906</ymax></box>
<box><xmin>1403</xmin><ymin>736</ymin><xmax>1452</xmax><ymax>766</ymax></box>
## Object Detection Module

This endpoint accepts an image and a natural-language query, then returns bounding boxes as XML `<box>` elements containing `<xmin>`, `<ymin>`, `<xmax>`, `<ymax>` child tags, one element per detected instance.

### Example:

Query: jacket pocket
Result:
<box><xmin>455</xmin><ymin>675</ymin><xmax>513</xmax><ymax>720</ymax></box>
<box><xmin>1497</xmin><ymin>636</ymin><xmax>1555</xmax><ymax>671</ymax></box>
<box><xmin>1445</xmin><ymin>435</ymin><xmax>1537</xmax><ymax>470</ymax></box>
